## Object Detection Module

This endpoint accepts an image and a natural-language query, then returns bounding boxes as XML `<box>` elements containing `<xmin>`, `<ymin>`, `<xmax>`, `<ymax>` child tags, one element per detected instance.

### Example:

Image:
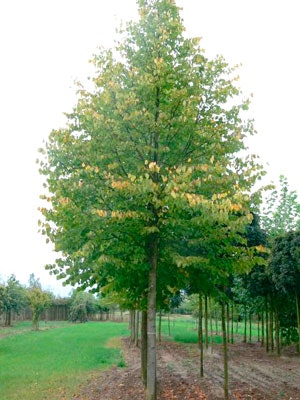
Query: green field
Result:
<box><xmin>0</xmin><ymin>321</ymin><xmax>129</xmax><ymax>400</ymax></box>
<box><xmin>0</xmin><ymin>316</ymin><xmax>260</xmax><ymax>399</ymax></box>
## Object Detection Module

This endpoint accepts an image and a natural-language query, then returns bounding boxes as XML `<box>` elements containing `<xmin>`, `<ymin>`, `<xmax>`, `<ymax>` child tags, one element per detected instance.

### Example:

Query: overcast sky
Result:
<box><xmin>0</xmin><ymin>0</ymin><xmax>299</xmax><ymax>296</ymax></box>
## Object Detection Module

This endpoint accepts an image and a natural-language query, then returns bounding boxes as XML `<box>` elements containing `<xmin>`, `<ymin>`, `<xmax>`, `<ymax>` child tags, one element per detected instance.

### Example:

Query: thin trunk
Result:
<box><xmin>270</xmin><ymin>308</ymin><xmax>274</xmax><ymax>352</ymax></box>
<box><xmin>158</xmin><ymin>311</ymin><xmax>162</xmax><ymax>343</ymax></box>
<box><xmin>215</xmin><ymin>308</ymin><xmax>219</xmax><ymax>334</ymax></box>
<box><xmin>209</xmin><ymin>297</ymin><xmax>213</xmax><ymax>353</ymax></box>
<box><xmin>274</xmin><ymin>306</ymin><xmax>281</xmax><ymax>355</ymax></box>
<box><xmin>257</xmin><ymin>314</ymin><xmax>260</xmax><ymax>343</ymax></box>
<box><xmin>5</xmin><ymin>310</ymin><xmax>12</xmax><ymax>327</ymax></box>
<box><xmin>265</xmin><ymin>304</ymin><xmax>269</xmax><ymax>353</ymax></box>
<box><xmin>226</xmin><ymin>302</ymin><xmax>230</xmax><ymax>344</ymax></box>
<box><xmin>221</xmin><ymin>302</ymin><xmax>229</xmax><ymax>400</ymax></box>
<box><xmin>130</xmin><ymin>310</ymin><xmax>136</xmax><ymax>344</ymax></box>
<box><xmin>141</xmin><ymin>311</ymin><xmax>148</xmax><ymax>387</ymax></box>
<box><xmin>146</xmin><ymin>234</ymin><xmax>158</xmax><ymax>400</ymax></box>
<box><xmin>204</xmin><ymin>295</ymin><xmax>209</xmax><ymax>350</ymax></box>
<box><xmin>230</xmin><ymin>303</ymin><xmax>234</xmax><ymax>344</ymax></box>
<box><xmin>168</xmin><ymin>313</ymin><xmax>171</xmax><ymax>336</ymax></box>
<box><xmin>261</xmin><ymin>312</ymin><xmax>265</xmax><ymax>347</ymax></box>
<box><xmin>135</xmin><ymin>310</ymin><xmax>140</xmax><ymax>347</ymax></box>
<box><xmin>296</xmin><ymin>292</ymin><xmax>300</xmax><ymax>354</ymax></box>
<box><xmin>243</xmin><ymin>306</ymin><xmax>247</xmax><ymax>343</ymax></box>
<box><xmin>198</xmin><ymin>294</ymin><xmax>204</xmax><ymax>377</ymax></box>
<box><xmin>249</xmin><ymin>312</ymin><xmax>252</xmax><ymax>344</ymax></box>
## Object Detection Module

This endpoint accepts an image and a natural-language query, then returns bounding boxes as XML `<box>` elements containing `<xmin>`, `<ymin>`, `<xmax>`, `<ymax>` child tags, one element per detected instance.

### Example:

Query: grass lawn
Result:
<box><xmin>159</xmin><ymin>314</ymin><xmax>260</xmax><ymax>344</ymax></box>
<box><xmin>0</xmin><ymin>321</ymin><xmax>129</xmax><ymax>400</ymax></box>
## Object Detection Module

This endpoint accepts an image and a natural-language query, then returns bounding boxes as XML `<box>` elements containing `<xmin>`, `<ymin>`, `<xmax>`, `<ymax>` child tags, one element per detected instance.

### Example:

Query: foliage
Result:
<box><xmin>0</xmin><ymin>275</ymin><xmax>27</xmax><ymax>326</ymax></box>
<box><xmin>270</xmin><ymin>230</ymin><xmax>300</xmax><ymax>295</ymax></box>
<box><xmin>26</xmin><ymin>276</ymin><xmax>53</xmax><ymax>330</ymax></box>
<box><xmin>38</xmin><ymin>0</ymin><xmax>263</xmax><ymax>308</ymax></box>
<box><xmin>69</xmin><ymin>290</ymin><xmax>97</xmax><ymax>322</ymax></box>
<box><xmin>261</xmin><ymin>175</ymin><xmax>300</xmax><ymax>240</ymax></box>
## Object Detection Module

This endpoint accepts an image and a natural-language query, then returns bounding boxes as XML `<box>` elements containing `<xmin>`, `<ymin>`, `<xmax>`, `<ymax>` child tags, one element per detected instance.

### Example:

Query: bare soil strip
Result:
<box><xmin>75</xmin><ymin>339</ymin><xmax>300</xmax><ymax>400</ymax></box>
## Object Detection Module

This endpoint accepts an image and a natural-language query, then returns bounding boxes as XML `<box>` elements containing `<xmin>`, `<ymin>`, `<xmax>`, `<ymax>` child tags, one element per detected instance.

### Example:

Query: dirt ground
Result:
<box><xmin>75</xmin><ymin>338</ymin><xmax>300</xmax><ymax>400</ymax></box>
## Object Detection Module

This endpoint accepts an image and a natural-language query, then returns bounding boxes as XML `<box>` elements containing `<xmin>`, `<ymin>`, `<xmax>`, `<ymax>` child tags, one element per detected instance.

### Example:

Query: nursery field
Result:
<box><xmin>1</xmin><ymin>317</ymin><xmax>300</xmax><ymax>400</ymax></box>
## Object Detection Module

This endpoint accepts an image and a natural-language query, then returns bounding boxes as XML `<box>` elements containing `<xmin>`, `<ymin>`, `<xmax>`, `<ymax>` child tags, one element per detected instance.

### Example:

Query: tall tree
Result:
<box><xmin>38</xmin><ymin>1</ymin><xmax>263</xmax><ymax>398</ymax></box>
<box><xmin>261</xmin><ymin>175</ymin><xmax>300</xmax><ymax>241</ymax></box>
<box><xmin>270</xmin><ymin>230</ymin><xmax>300</xmax><ymax>352</ymax></box>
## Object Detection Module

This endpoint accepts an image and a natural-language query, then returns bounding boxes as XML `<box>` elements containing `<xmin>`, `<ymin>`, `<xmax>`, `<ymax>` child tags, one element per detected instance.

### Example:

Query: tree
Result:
<box><xmin>261</xmin><ymin>175</ymin><xmax>300</xmax><ymax>241</ymax></box>
<box><xmin>69</xmin><ymin>290</ymin><xmax>96</xmax><ymax>322</ymax></box>
<box><xmin>26</xmin><ymin>275</ymin><xmax>53</xmax><ymax>330</ymax></box>
<box><xmin>0</xmin><ymin>275</ymin><xmax>27</xmax><ymax>326</ymax></box>
<box><xmin>270</xmin><ymin>230</ymin><xmax>300</xmax><ymax>352</ymax></box>
<box><xmin>38</xmin><ymin>1</ymin><xmax>263</xmax><ymax>398</ymax></box>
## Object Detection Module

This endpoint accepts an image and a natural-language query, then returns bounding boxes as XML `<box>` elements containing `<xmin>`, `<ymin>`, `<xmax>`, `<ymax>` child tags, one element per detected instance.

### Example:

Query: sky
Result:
<box><xmin>0</xmin><ymin>0</ymin><xmax>299</xmax><ymax>296</ymax></box>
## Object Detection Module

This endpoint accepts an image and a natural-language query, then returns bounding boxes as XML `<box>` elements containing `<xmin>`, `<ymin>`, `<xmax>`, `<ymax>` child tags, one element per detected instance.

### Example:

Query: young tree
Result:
<box><xmin>69</xmin><ymin>291</ymin><xmax>96</xmax><ymax>322</ymax></box>
<box><xmin>261</xmin><ymin>175</ymin><xmax>300</xmax><ymax>241</ymax></box>
<box><xmin>270</xmin><ymin>230</ymin><xmax>300</xmax><ymax>352</ymax></box>
<box><xmin>38</xmin><ymin>1</ymin><xmax>263</xmax><ymax>398</ymax></box>
<box><xmin>26</xmin><ymin>275</ymin><xmax>53</xmax><ymax>330</ymax></box>
<box><xmin>0</xmin><ymin>275</ymin><xmax>27</xmax><ymax>326</ymax></box>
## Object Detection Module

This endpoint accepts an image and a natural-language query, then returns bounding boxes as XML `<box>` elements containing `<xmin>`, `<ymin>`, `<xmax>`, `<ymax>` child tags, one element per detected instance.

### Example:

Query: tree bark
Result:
<box><xmin>261</xmin><ymin>311</ymin><xmax>265</xmax><ymax>347</ymax></box>
<box><xmin>274</xmin><ymin>306</ymin><xmax>281</xmax><ymax>355</ymax></box>
<box><xmin>135</xmin><ymin>310</ymin><xmax>140</xmax><ymax>347</ymax></box>
<box><xmin>198</xmin><ymin>294</ymin><xmax>204</xmax><ymax>377</ymax></box>
<box><xmin>295</xmin><ymin>292</ymin><xmax>300</xmax><ymax>354</ymax></box>
<box><xmin>209</xmin><ymin>297</ymin><xmax>214</xmax><ymax>353</ymax></box>
<box><xmin>146</xmin><ymin>234</ymin><xmax>158</xmax><ymax>400</ymax></box>
<box><xmin>141</xmin><ymin>310</ymin><xmax>148</xmax><ymax>387</ymax></box>
<box><xmin>243</xmin><ymin>305</ymin><xmax>247</xmax><ymax>343</ymax></box>
<box><xmin>265</xmin><ymin>303</ymin><xmax>269</xmax><ymax>353</ymax></box>
<box><xmin>204</xmin><ymin>295</ymin><xmax>209</xmax><ymax>350</ymax></box>
<box><xmin>158</xmin><ymin>310</ymin><xmax>162</xmax><ymax>343</ymax></box>
<box><xmin>221</xmin><ymin>302</ymin><xmax>229</xmax><ymax>400</ymax></box>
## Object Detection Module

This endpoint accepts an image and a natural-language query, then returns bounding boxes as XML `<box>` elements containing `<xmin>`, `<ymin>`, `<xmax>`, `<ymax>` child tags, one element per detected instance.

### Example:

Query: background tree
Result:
<box><xmin>69</xmin><ymin>291</ymin><xmax>96</xmax><ymax>322</ymax></box>
<box><xmin>0</xmin><ymin>275</ymin><xmax>27</xmax><ymax>326</ymax></box>
<box><xmin>26</xmin><ymin>274</ymin><xmax>53</xmax><ymax>330</ymax></box>
<box><xmin>261</xmin><ymin>175</ymin><xmax>300</xmax><ymax>241</ymax></box>
<box><xmin>38</xmin><ymin>1</ymin><xmax>264</xmax><ymax>398</ymax></box>
<box><xmin>269</xmin><ymin>230</ymin><xmax>300</xmax><ymax>352</ymax></box>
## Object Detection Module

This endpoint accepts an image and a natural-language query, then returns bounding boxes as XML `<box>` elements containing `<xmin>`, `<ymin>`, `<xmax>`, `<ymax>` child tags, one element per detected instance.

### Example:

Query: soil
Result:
<box><xmin>75</xmin><ymin>338</ymin><xmax>300</xmax><ymax>400</ymax></box>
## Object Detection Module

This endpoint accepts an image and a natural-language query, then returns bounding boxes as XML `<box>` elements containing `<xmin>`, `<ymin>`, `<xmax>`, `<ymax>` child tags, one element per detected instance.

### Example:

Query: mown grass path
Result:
<box><xmin>0</xmin><ymin>321</ymin><xmax>129</xmax><ymax>400</ymax></box>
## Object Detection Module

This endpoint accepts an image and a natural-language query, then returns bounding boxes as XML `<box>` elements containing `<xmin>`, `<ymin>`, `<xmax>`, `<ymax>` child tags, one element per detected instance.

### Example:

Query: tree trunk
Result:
<box><xmin>261</xmin><ymin>312</ymin><xmax>265</xmax><ymax>347</ymax></box>
<box><xmin>249</xmin><ymin>312</ymin><xmax>252</xmax><ymax>343</ymax></box>
<box><xmin>209</xmin><ymin>297</ymin><xmax>213</xmax><ymax>353</ymax></box>
<box><xmin>269</xmin><ymin>308</ymin><xmax>274</xmax><ymax>352</ymax></box>
<box><xmin>295</xmin><ymin>292</ymin><xmax>300</xmax><ymax>354</ymax></box>
<box><xmin>141</xmin><ymin>311</ymin><xmax>148</xmax><ymax>387</ymax></box>
<box><xmin>226</xmin><ymin>302</ymin><xmax>230</xmax><ymax>344</ymax></box>
<box><xmin>274</xmin><ymin>306</ymin><xmax>281</xmax><ymax>355</ymax></box>
<box><xmin>130</xmin><ymin>310</ymin><xmax>136</xmax><ymax>344</ymax></box>
<box><xmin>135</xmin><ymin>310</ymin><xmax>140</xmax><ymax>347</ymax></box>
<box><xmin>198</xmin><ymin>294</ymin><xmax>204</xmax><ymax>377</ymax></box>
<box><xmin>5</xmin><ymin>310</ymin><xmax>12</xmax><ymax>327</ymax></box>
<box><xmin>265</xmin><ymin>304</ymin><xmax>269</xmax><ymax>353</ymax></box>
<box><xmin>243</xmin><ymin>306</ymin><xmax>247</xmax><ymax>343</ymax></box>
<box><xmin>204</xmin><ymin>295</ymin><xmax>209</xmax><ymax>350</ymax></box>
<box><xmin>158</xmin><ymin>310</ymin><xmax>162</xmax><ymax>343</ymax></box>
<box><xmin>230</xmin><ymin>303</ymin><xmax>234</xmax><ymax>344</ymax></box>
<box><xmin>168</xmin><ymin>313</ymin><xmax>171</xmax><ymax>336</ymax></box>
<box><xmin>146</xmin><ymin>234</ymin><xmax>158</xmax><ymax>400</ymax></box>
<box><xmin>221</xmin><ymin>302</ymin><xmax>229</xmax><ymax>400</ymax></box>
